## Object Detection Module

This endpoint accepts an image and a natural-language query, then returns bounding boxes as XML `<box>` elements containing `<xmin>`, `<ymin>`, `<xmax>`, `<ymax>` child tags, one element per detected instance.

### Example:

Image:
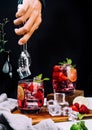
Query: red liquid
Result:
<box><xmin>17</xmin><ymin>79</ymin><xmax>44</xmax><ymax>113</ymax></box>
<box><xmin>52</xmin><ymin>65</ymin><xmax>77</xmax><ymax>94</ymax></box>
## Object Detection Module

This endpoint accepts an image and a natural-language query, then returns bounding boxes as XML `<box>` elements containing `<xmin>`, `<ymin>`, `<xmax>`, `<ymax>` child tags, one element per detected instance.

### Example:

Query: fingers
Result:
<box><xmin>17</xmin><ymin>13</ymin><xmax>42</xmax><ymax>45</ymax></box>
<box><xmin>14</xmin><ymin>9</ymin><xmax>38</xmax><ymax>35</ymax></box>
<box><xmin>14</xmin><ymin>0</ymin><xmax>42</xmax><ymax>45</ymax></box>
<box><xmin>14</xmin><ymin>4</ymin><xmax>30</xmax><ymax>25</ymax></box>
<box><xmin>15</xmin><ymin>0</ymin><xmax>36</xmax><ymax>19</ymax></box>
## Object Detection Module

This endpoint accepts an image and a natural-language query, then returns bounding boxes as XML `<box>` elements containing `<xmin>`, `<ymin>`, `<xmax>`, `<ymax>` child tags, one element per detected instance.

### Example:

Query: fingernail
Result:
<box><xmin>18</xmin><ymin>41</ymin><xmax>23</xmax><ymax>45</ymax></box>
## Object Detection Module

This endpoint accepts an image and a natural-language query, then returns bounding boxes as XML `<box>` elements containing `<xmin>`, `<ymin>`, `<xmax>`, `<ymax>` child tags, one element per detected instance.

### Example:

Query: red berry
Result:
<box><xmin>53</xmin><ymin>65</ymin><xmax>61</xmax><ymax>71</ymax></box>
<box><xmin>79</xmin><ymin>104</ymin><xmax>89</xmax><ymax>114</ymax></box>
<box><xmin>58</xmin><ymin>72</ymin><xmax>67</xmax><ymax>81</ymax></box>
<box><xmin>52</xmin><ymin>72</ymin><xmax>59</xmax><ymax>79</ymax></box>
<box><xmin>29</xmin><ymin>83</ymin><xmax>33</xmax><ymax>92</ymax></box>
<box><xmin>71</xmin><ymin>105</ymin><xmax>79</xmax><ymax>112</ymax></box>
<box><xmin>73</xmin><ymin>103</ymin><xmax>79</xmax><ymax>110</ymax></box>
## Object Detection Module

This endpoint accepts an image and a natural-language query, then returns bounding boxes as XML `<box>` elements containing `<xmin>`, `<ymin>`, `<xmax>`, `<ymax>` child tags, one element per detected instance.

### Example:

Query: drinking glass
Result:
<box><xmin>17</xmin><ymin>78</ymin><xmax>44</xmax><ymax>113</ymax></box>
<box><xmin>52</xmin><ymin>65</ymin><xmax>77</xmax><ymax>94</ymax></box>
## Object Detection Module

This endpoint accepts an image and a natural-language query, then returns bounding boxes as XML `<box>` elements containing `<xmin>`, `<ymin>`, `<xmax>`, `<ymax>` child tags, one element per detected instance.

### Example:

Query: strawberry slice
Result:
<box><xmin>53</xmin><ymin>65</ymin><xmax>61</xmax><ymax>71</ymax></box>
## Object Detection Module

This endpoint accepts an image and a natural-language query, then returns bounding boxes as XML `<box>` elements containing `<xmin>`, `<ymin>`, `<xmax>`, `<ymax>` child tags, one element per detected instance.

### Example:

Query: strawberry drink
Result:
<box><xmin>52</xmin><ymin>58</ymin><xmax>77</xmax><ymax>94</ymax></box>
<box><xmin>17</xmin><ymin>79</ymin><xmax>44</xmax><ymax>113</ymax></box>
<box><xmin>17</xmin><ymin>74</ymin><xmax>49</xmax><ymax>113</ymax></box>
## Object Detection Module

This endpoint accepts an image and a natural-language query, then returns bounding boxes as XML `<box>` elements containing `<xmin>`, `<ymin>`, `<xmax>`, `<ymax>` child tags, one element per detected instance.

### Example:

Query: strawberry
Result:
<box><xmin>73</xmin><ymin>103</ymin><xmax>79</xmax><ymax>110</ymax></box>
<box><xmin>71</xmin><ymin>105</ymin><xmax>79</xmax><ymax>112</ymax></box>
<box><xmin>53</xmin><ymin>65</ymin><xmax>61</xmax><ymax>71</ymax></box>
<box><xmin>52</xmin><ymin>72</ymin><xmax>59</xmax><ymax>79</ymax></box>
<box><xmin>58</xmin><ymin>72</ymin><xmax>67</xmax><ymax>81</ymax></box>
<box><xmin>79</xmin><ymin>104</ymin><xmax>89</xmax><ymax>114</ymax></box>
<box><xmin>29</xmin><ymin>82</ymin><xmax>34</xmax><ymax>92</ymax></box>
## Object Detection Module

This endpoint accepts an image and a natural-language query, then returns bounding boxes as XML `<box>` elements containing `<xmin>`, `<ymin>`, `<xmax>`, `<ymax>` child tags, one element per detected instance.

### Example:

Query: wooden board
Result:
<box><xmin>13</xmin><ymin>108</ymin><xmax>68</xmax><ymax>125</ymax></box>
<box><xmin>12</xmin><ymin>90</ymin><xmax>92</xmax><ymax>125</ymax></box>
<box><xmin>13</xmin><ymin>107</ymin><xmax>92</xmax><ymax>125</ymax></box>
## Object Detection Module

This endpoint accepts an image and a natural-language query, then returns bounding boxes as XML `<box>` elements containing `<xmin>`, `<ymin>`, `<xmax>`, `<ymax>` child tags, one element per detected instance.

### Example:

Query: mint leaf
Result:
<box><xmin>34</xmin><ymin>73</ymin><xmax>50</xmax><ymax>83</ymax></box>
<box><xmin>42</xmin><ymin>78</ymin><xmax>50</xmax><ymax>82</ymax></box>
<box><xmin>58</xmin><ymin>58</ymin><xmax>76</xmax><ymax>68</ymax></box>
<box><xmin>78</xmin><ymin>113</ymin><xmax>86</xmax><ymax>120</ymax></box>
<box><xmin>37</xmin><ymin>73</ymin><xmax>42</xmax><ymax>79</ymax></box>
<box><xmin>66</xmin><ymin>58</ymin><xmax>72</xmax><ymax>64</ymax></box>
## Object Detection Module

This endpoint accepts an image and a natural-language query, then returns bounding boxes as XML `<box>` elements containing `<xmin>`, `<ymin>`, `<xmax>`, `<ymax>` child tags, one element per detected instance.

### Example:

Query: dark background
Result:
<box><xmin>0</xmin><ymin>0</ymin><xmax>91</xmax><ymax>98</ymax></box>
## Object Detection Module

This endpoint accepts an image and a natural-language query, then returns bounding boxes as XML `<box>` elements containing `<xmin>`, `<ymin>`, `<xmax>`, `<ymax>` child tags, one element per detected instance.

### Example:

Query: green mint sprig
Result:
<box><xmin>78</xmin><ymin>113</ymin><xmax>87</xmax><ymax>120</ymax></box>
<box><xmin>33</xmin><ymin>73</ymin><xmax>50</xmax><ymax>83</ymax></box>
<box><xmin>59</xmin><ymin>58</ymin><xmax>76</xmax><ymax>67</ymax></box>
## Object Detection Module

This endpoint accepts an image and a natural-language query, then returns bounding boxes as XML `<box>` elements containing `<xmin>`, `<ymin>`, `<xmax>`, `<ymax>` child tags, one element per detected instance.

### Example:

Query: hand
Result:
<box><xmin>13</xmin><ymin>0</ymin><xmax>42</xmax><ymax>45</ymax></box>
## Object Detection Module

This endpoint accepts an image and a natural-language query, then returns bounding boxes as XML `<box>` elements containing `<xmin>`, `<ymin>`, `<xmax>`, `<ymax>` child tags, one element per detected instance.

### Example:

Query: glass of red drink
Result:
<box><xmin>52</xmin><ymin>63</ymin><xmax>77</xmax><ymax>95</ymax></box>
<box><xmin>17</xmin><ymin>78</ymin><xmax>44</xmax><ymax>113</ymax></box>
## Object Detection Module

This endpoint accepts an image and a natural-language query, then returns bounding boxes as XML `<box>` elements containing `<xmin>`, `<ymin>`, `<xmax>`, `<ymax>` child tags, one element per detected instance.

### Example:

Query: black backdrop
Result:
<box><xmin>0</xmin><ymin>0</ymin><xmax>91</xmax><ymax>98</ymax></box>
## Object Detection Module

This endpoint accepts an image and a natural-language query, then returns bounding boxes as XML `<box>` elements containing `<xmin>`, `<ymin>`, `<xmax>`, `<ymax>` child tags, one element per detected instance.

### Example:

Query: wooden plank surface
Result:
<box><xmin>13</xmin><ymin>107</ymin><xmax>69</xmax><ymax>125</ymax></box>
<box><xmin>13</xmin><ymin>90</ymin><xmax>92</xmax><ymax>125</ymax></box>
<box><xmin>13</xmin><ymin>107</ymin><xmax>92</xmax><ymax>125</ymax></box>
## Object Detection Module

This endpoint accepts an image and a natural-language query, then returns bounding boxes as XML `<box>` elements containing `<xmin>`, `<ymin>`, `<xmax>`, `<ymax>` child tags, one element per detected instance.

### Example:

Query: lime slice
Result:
<box><xmin>73</xmin><ymin>96</ymin><xmax>88</xmax><ymax>107</ymax></box>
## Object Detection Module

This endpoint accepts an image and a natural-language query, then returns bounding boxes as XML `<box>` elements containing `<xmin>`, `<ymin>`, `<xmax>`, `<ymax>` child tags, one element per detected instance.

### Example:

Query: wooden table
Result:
<box><xmin>13</xmin><ymin>107</ymin><xmax>92</xmax><ymax>125</ymax></box>
<box><xmin>13</xmin><ymin>90</ymin><xmax>92</xmax><ymax>125</ymax></box>
<box><xmin>13</xmin><ymin>107</ymin><xmax>69</xmax><ymax>125</ymax></box>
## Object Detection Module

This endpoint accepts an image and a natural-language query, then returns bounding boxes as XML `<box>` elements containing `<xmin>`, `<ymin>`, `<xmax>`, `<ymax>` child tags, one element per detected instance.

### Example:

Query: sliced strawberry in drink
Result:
<box><xmin>36</xmin><ymin>89</ymin><xmax>44</xmax><ymax>107</ymax></box>
<box><xmin>53</xmin><ymin>79</ymin><xmax>58</xmax><ymax>90</ymax></box>
<box><xmin>29</xmin><ymin>82</ymin><xmax>34</xmax><ymax>92</ymax></box>
<box><xmin>53</xmin><ymin>65</ymin><xmax>61</xmax><ymax>71</ymax></box>
<box><xmin>58</xmin><ymin>72</ymin><xmax>67</xmax><ymax>81</ymax></box>
<box><xmin>52</xmin><ymin>72</ymin><xmax>59</xmax><ymax>79</ymax></box>
<box><xmin>38</xmin><ymin>99</ymin><xmax>44</xmax><ymax>107</ymax></box>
